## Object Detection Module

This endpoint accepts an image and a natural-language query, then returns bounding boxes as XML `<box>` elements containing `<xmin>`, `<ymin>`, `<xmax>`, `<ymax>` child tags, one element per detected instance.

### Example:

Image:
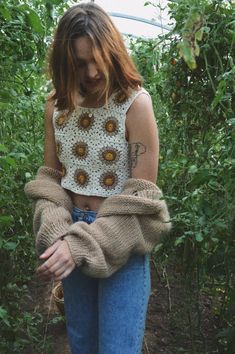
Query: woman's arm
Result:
<box><xmin>126</xmin><ymin>93</ymin><xmax>159</xmax><ymax>183</ymax></box>
<box><xmin>44</xmin><ymin>96</ymin><xmax>62</xmax><ymax>171</ymax></box>
<box><xmin>36</xmin><ymin>97</ymin><xmax>75</xmax><ymax>281</ymax></box>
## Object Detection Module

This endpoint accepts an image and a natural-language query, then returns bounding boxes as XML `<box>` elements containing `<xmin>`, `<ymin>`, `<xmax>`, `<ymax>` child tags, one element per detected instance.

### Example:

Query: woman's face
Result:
<box><xmin>74</xmin><ymin>36</ymin><xmax>105</xmax><ymax>96</ymax></box>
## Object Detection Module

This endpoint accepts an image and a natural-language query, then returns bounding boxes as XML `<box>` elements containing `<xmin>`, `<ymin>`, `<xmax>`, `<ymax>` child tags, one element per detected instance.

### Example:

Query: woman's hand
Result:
<box><xmin>36</xmin><ymin>239</ymin><xmax>75</xmax><ymax>281</ymax></box>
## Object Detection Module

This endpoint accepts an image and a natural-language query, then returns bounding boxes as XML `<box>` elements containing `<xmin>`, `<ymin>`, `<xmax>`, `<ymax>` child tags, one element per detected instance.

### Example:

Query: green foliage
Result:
<box><xmin>1</xmin><ymin>0</ymin><xmax>235</xmax><ymax>352</ymax></box>
<box><xmin>0</xmin><ymin>0</ymin><xmax>73</xmax><ymax>351</ymax></box>
<box><xmin>131</xmin><ymin>0</ymin><xmax>235</xmax><ymax>352</ymax></box>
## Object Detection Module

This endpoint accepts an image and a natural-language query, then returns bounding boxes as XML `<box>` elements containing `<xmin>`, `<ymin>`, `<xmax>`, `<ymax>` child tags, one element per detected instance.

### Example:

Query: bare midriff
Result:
<box><xmin>66</xmin><ymin>189</ymin><xmax>106</xmax><ymax>212</ymax></box>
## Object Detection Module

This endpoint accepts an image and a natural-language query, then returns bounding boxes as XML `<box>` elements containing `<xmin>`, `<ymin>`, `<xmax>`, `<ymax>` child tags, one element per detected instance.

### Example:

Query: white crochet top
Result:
<box><xmin>52</xmin><ymin>87</ymin><xmax>150</xmax><ymax>197</ymax></box>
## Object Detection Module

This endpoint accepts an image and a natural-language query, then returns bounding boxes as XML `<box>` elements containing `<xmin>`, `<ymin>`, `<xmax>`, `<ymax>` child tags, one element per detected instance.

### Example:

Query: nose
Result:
<box><xmin>87</xmin><ymin>62</ymin><xmax>99</xmax><ymax>79</ymax></box>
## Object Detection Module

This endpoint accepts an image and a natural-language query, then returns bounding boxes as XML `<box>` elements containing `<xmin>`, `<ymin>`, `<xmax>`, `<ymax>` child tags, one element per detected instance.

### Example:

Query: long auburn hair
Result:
<box><xmin>47</xmin><ymin>2</ymin><xmax>142</xmax><ymax>111</ymax></box>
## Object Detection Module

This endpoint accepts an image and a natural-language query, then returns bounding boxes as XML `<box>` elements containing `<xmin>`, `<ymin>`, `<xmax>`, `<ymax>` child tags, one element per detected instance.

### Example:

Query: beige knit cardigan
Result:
<box><xmin>25</xmin><ymin>166</ymin><xmax>172</xmax><ymax>278</ymax></box>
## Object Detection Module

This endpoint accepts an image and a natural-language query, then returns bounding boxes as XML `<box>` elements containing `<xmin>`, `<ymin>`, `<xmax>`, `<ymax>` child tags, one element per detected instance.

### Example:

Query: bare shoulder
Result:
<box><xmin>127</xmin><ymin>91</ymin><xmax>153</xmax><ymax>116</ymax></box>
<box><xmin>44</xmin><ymin>94</ymin><xmax>61</xmax><ymax>170</ymax></box>
<box><xmin>126</xmin><ymin>91</ymin><xmax>156</xmax><ymax>134</ymax></box>
<box><xmin>126</xmin><ymin>90</ymin><xmax>159</xmax><ymax>182</ymax></box>
<box><xmin>126</xmin><ymin>91</ymin><xmax>157</xmax><ymax>139</ymax></box>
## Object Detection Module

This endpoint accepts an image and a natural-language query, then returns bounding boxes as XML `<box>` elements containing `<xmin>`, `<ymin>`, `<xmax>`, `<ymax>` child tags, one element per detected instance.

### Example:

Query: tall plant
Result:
<box><xmin>0</xmin><ymin>0</ymin><xmax>73</xmax><ymax>351</ymax></box>
<box><xmin>131</xmin><ymin>0</ymin><xmax>235</xmax><ymax>351</ymax></box>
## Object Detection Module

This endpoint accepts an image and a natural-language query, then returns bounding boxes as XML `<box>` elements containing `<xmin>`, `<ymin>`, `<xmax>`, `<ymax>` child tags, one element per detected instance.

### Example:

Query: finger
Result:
<box><xmin>43</xmin><ymin>254</ymin><xmax>74</xmax><ymax>279</ymax></box>
<box><xmin>50</xmin><ymin>259</ymin><xmax>76</xmax><ymax>281</ymax></box>
<box><xmin>37</xmin><ymin>251</ymin><xmax>61</xmax><ymax>274</ymax></box>
<box><xmin>39</xmin><ymin>265</ymin><xmax>71</xmax><ymax>282</ymax></box>
<box><xmin>44</xmin><ymin>259</ymin><xmax>68</xmax><ymax>277</ymax></box>
<box><xmin>39</xmin><ymin>239</ymin><xmax>63</xmax><ymax>260</ymax></box>
<box><xmin>53</xmin><ymin>266</ymin><xmax>75</xmax><ymax>282</ymax></box>
<box><xmin>37</xmin><ymin>241</ymin><xmax>75</xmax><ymax>278</ymax></box>
<box><xmin>37</xmin><ymin>246</ymin><xmax>72</xmax><ymax>275</ymax></box>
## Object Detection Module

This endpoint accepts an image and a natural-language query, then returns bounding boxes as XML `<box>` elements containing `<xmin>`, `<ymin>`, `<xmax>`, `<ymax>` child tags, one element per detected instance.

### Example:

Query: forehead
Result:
<box><xmin>74</xmin><ymin>36</ymin><xmax>94</xmax><ymax>59</ymax></box>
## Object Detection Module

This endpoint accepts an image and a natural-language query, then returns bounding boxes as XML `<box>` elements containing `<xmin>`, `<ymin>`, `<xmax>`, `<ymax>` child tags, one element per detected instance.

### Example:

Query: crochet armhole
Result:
<box><xmin>125</xmin><ymin>88</ymin><xmax>151</xmax><ymax>114</ymax></box>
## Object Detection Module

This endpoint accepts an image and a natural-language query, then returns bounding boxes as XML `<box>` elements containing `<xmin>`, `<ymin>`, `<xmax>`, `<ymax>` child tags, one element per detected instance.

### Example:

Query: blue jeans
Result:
<box><xmin>62</xmin><ymin>206</ymin><xmax>151</xmax><ymax>354</ymax></box>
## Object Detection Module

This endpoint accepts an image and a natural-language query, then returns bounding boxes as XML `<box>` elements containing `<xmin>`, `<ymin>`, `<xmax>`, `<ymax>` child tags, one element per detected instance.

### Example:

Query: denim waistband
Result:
<box><xmin>72</xmin><ymin>206</ymin><xmax>97</xmax><ymax>224</ymax></box>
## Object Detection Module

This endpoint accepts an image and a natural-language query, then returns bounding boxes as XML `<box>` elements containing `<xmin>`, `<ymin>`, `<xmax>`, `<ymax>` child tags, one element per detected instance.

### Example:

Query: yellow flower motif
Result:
<box><xmin>104</xmin><ymin>175</ymin><xmax>115</xmax><ymax>186</ymax></box>
<box><xmin>104</xmin><ymin>118</ymin><xmax>118</xmax><ymax>135</ymax></box>
<box><xmin>103</xmin><ymin>150</ymin><xmax>116</xmax><ymax>161</ymax></box>
<box><xmin>55</xmin><ymin>113</ymin><xmax>68</xmax><ymax>129</ymax></box>
<box><xmin>100</xmin><ymin>172</ymin><xmax>118</xmax><ymax>190</ymax></box>
<box><xmin>114</xmin><ymin>91</ymin><xmax>128</xmax><ymax>104</ymax></box>
<box><xmin>74</xmin><ymin>169</ymin><xmax>89</xmax><ymax>187</ymax></box>
<box><xmin>77</xmin><ymin>112</ymin><xmax>94</xmax><ymax>130</ymax></box>
<box><xmin>99</xmin><ymin>147</ymin><xmax>119</xmax><ymax>165</ymax></box>
<box><xmin>72</xmin><ymin>142</ymin><xmax>88</xmax><ymax>159</ymax></box>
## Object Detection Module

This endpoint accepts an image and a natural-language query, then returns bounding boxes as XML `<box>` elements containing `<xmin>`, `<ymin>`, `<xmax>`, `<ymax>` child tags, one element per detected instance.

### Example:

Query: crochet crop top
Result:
<box><xmin>52</xmin><ymin>87</ymin><xmax>150</xmax><ymax>197</ymax></box>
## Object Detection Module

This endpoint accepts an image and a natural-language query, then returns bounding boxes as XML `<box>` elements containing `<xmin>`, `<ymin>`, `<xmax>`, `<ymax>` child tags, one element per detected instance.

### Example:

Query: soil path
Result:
<box><xmin>26</xmin><ymin>262</ymin><xmax>221</xmax><ymax>353</ymax></box>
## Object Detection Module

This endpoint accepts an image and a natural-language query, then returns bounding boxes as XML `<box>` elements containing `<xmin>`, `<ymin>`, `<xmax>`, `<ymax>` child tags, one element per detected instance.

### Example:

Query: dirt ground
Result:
<box><xmin>25</xmin><ymin>261</ymin><xmax>223</xmax><ymax>354</ymax></box>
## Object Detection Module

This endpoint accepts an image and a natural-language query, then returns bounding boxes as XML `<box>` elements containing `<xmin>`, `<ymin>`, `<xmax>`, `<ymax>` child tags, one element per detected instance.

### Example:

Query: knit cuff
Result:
<box><xmin>64</xmin><ymin>233</ymin><xmax>122</xmax><ymax>278</ymax></box>
<box><xmin>36</xmin><ymin>220</ymin><xmax>71</xmax><ymax>255</ymax></box>
<box><xmin>35</xmin><ymin>204</ymin><xmax>72</xmax><ymax>255</ymax></box>
<box><xmin>63</xmin><ymin>234</ymin><xmax>88</xmax><ymax>268</ymax></box>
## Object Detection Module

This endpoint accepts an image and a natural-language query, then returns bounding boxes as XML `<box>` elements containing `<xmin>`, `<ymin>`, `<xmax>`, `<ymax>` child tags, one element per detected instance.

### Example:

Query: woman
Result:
<box><xmin>35</xmin><ymin>2</ymin><xmax>160</xmax><ymax>353</ymax></box>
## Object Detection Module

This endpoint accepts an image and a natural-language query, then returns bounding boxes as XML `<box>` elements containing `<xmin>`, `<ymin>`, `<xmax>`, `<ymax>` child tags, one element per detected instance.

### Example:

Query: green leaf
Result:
<box><xmin>26</xmin><ymin>10</ymin><xmax>44</xmax><ymax>35</ymax></box>
<box><xmin>175</xmin><ymin>235</ymin><xmax>185</xmax><ymax>246</ymax></box>
<box><xmin>195</xmin><ymin>233</ymin><xmax>203</xmax><ymax>242</ymax></box>
<box><xmin>3</xmin><ymin>241</ymin><xmax>19</xmax><ymax>251</ymax></box>
<box><xmin>208</xmin><ymin>180</ymin><xmax>222</xmax><ymax>191</ymax></box>
<box><xmin>0</xmin><ymin>5</ymin><xmax>11</xmax><ymax>21</ymax></box>
<box><xmin>0</xmin><ymin>306</ymin><xmax>10</xmax><ymax>326</ymax></box>
<box><xmin>154</xmin><ymin>243</ymin><xmax>163</xmax><ymax>253</ymax></box>
<box><xmin>0</xmin><ymin>90</ymin><xmax>12</xmax><ymax>103</ymax></box>
<box><xmin>9</xmin><ymin>152</ymin><xmax>27</xmax><ymax>160</ymax></box>
<box><xmin>194</xmin><ymin>41</ymin><xmax>200</xmax><ymax>57</ymax></box>
<box><xmin>195</xmin><ymin>28</ymin><xmax>204</xmax><ymax>41</ymax></box>
<box><xmin>188</xmin><ymin>165</ymin><xmax>198</xmax><ymax>174</ymax></box>
<box><xmin>0</xmin><ymin>144</ymin><xmax>8</xmax><ymax>153</ymax></box>
<box><xmin>227</xmin><ymin>118</ymin><xmax>235</xmax><ymax>126</ymax></box>
<box><xmin>47</xmin><ymin>0</ymin><xmax>64</xmax><ymax>4</ymax></box>
<box><xmin>211</xmin><ymin>80</ymin><xmax>226</xmax><ymax>110</ymax></box>
<box><xmin>177</xmin><ymin>41</ymin><xmax>197</xmax><ymax>70</ymax></box>
<box><xmin>0</xmin><ymin>215</ymin><xmax>13</xmax><ymax>225</ymax></box>
<box><xmin>5</xmin><ymin>156</ymin><xmax>16</xmax><ymax>168</ymax></box>
<box><xmin>0</xmin><ymin>102</ymin><xmax>9</xmax><ymax>109</ymax></box>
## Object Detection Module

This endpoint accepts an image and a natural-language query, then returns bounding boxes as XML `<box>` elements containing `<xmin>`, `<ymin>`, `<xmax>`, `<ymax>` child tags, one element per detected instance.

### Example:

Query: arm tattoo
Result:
<box><xmin>128</xmin><ymin>142</ymin><xmax>147</xmax><ymax>170</ymax></box>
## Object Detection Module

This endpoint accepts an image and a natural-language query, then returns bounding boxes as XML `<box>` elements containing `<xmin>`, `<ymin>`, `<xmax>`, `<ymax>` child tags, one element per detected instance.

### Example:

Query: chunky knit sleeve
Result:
<box><xmin>64</xmin><ymin>210</ymin><xmax>170</xmax><ymax>278</ymax></box>
<box><xmin>33</xmin><ymin>199</ymin><xmax>72</xmax><ymax>255</ymax></box>
<box><xmin>64</xmin><ymin>179</ymin><xmax>171</xmax><ymax>277</ymax></box>
<box><xmin>25</xmin><ymin>167</ymin><xmax>171</xmax><ymax>276</ymax></box>
<box><xmin>24</xmin><ymin>166</ymin><xmax>73</xmax><ymax>254</ymax></box>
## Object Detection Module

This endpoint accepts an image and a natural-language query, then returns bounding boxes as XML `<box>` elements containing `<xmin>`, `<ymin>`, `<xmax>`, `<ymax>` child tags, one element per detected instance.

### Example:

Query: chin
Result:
<box><xmin>88</xmin><ymin>86</ymin><xmax>104</xmax><ymax>96</ymax></box>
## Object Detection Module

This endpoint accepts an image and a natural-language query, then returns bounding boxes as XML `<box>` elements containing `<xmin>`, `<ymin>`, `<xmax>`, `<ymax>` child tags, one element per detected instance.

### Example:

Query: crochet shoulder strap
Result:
<box><xmin>124</xmin><ymin>87</ymin><xmax>151</xmax><ymax>113</ymax></box>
